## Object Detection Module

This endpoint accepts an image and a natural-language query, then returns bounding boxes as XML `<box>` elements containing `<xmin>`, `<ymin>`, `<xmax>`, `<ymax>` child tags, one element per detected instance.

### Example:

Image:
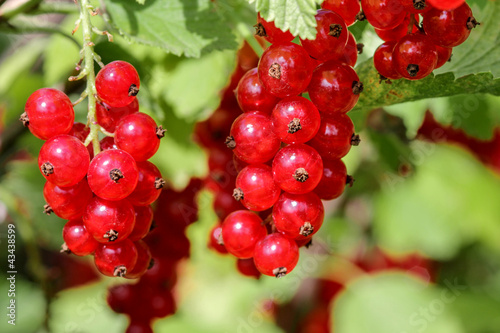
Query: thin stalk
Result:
<box><xmin>0</xmin><ymin>0</ymin><xmax>42</xmax><ymax>20</ymax></box>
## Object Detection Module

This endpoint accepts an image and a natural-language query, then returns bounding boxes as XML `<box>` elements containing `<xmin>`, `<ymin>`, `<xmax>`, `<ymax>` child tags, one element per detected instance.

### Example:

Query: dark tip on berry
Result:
<box><xmin>352</xmin><ymin>81</ymin><xmax>364</xmax><ymax>95</ymax></box>
<box><xmin>217</xmin><ymin>232</ymin><xmax>224</xmax><ymax>246</ymax></box>
<box><xmin>113</xmin><ymin>265</ymin><xmax>127</xmax><ymax>277</ymax></box>
<box><xmin>41</xmin><ymin>162</ymin><xmax>54</xmax><ymax>176</ymax></box>
<box><xmin>355</xmin><ymin>10</ymin><xmax>365</xmax><ymax>22</ymax></box>
<box><xmin>293</xmin><ymin>168</ymin><xmax>309</xmax><ymax>182</ymax></box>
<box><xmin>43</xmin><ymin>204</ymin><xmax>53</xmax><ymax>215</ymax></box>
<box><xmin>273</xmin><ymin>267</ymin><xmax>287</xmax><ymax>278</ymax></box>
<box><xmin>268</xmin><ymin>63</ymin><xmax>281</xmax><ymax>79</ymax></box>
<box><xmin>156</xmin><ymin>125</ymin><xmax>166</xmax><ymax>139</ymax></box>
<box><xmin>357</xmin><ymin>43</ymin><xmax>364</xmax><ymax>54</ymax></box>
<box><xmin>287</xmin><ymin>118</ymin><xmax>302</xmax><ymax>134</ymax></box>
<box><xmin>225</xmin><ymin>136</ymin><xmax>236</xmax><ymax>149</ymax></box>
<box><xmin>109</xmin><ymin>168</ymin><xmax>124</xmax><ymax>183</ymax></box>
<box><xmin>104</xmin><ymin>229</ymin><xmax>119</xmax><ymax>242</ymax></box>
<box><xmin>346</xmin><ymin>175</ymin><xmax>355</xmax><ymax>187</ymax></box>
<box><xmin>148</xmin><ymin>258</ymin><xmax>155</xmax><ymax>270</ymax></box>
<box><xmin>447</xmin><ymin>53</ymin><xmax>453</xmax><ymax>62</ymax></box>
<box><xmin>378</xmin><ymin>74</ymin><xmax>392</xmax><ymax>84</ymax></box>
<box><xmin>467</xmin><ymin>17</ymin><xmax>479</xmax><ymax>30</ymax></box>
<box><xmin>351</xmin><ymin>133</ymin><xmax>361</xmax><ymax>146</ymax></box>
<box><xmin>407</xmin><ymin>64</ymin><xmax>419</xmax><ymax>77</ymax></box>
<box><xmin>305</xmin><ymin>239</ymin><xmax>313</xmax><ymax>248</ymax></box>
<box><xmin>60</xmin><ymin>243</ymin><xmax>71</xmax><ymax>254</ymax></box>
<box><xmin>155</xmin><ymin>177</ymin><xmax>166</xmax><ymax>189</ymax></box>
<box><xmin>253</xmin><ymin>22</ymin><xmax>267</xmax><ymax>37</ymax></box>
<box><xmin>128</xmin><ymin>84</ymin><xmax>139</xmax><ymax>97</ymax></box>
<box><xmin>20</xmin><ymin>112</ymin><xmax>29</xmax><ymax>127</ymax></box>
<box><xmin>149</xmin><ymin>220</ymin><xmax>157</xmax><ymax>231</ymax></box>
<box><xmin>299</xmin><ymin>222</ymin><xmax>314</xmax><ymax>237</ymax></box>
<box><xmin>328</xmin><ymin>24</ymin><xmax>342</xmax><ymax>38</ymax></box>
<box><xmin>413</xmin><ymin>0</ymin><xmax>426</xmax><ymax>10</ymax></box>
<box><xmin>232</xmin><ymin>188</ymin><xmax>244</xmax><ymax>201</ymax></box>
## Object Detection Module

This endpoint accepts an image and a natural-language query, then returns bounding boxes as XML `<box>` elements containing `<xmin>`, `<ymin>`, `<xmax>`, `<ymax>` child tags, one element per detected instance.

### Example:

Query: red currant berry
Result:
<box><xmin>258</xmin><ymin>43</ymin><xmax>313</xmax><ymax>98</ymax></box>
<box><xmin>23</xmin><ymin>88</ymin><xmax>74</xmax><ymax>140</ymax></box>
<box><xmin>62</xmin><ymin>219</ymin><xmax>99</xmax><ymax>256</ymax></box>
<box><xmin>300</xmin><ymin>10</ymin><xmax>349</xmax><ymax>62</ymax></box>
<box><xmin>43</xmin><ymin>179</ymin><xmax>93</xmax><ymax>220</ymax></box>
<box><xmin>100</xmin><ymin>136</ymin><xmax>118</xmax><ymax>150</ymax></box>
<box><xmin>400</xmin><ymin>0</ymin><xmax>433</xmax><ymax>14</ymax></box>
<box><xmin>68</xmin><ymin>122</ymin><xmax>89</xmax><ymax>142</ymax></box>
<box><xmin>427</xmin><ymin>0</ymin><xmax>464</xmax><ymax>10</ymax></box>
<box><xmin>38</xmin><ymin>135</ymin><xmax>90</xmax><ymax>187</ymax></box>
<box><xmin>272</xmin><ymin>144</ymin><xmax>323</xmax><ymax>194</ymax></box>
<box><xmin>236</xmin><ymin>68</ymin><xmax>280</xmax><ymax>114</ymax></box>
<box><xmin>374</xmin><ymin>14</ymin><xmax>418</xmax><ymax>42</ymax></box>
<box><xmin>314</xmin><ymin>159</ymin><xmax>348</xmax><ymax>200</ymax></box>
<box><xmin>221</xmin><ymin>210</ymin><xmax>267</xmax><ymax>259</ymax></box>
<box><xmin>434</xmin><ymin>44</ymin><xmax>453</xmax><ymax>69</ymax></box>
<box><xmin>307</xmin><ymin>113</ymin><xmax>356</xmax><ymax>160</ymax></box>
<box><xmin>422</xmin><ymin>3</ymin><xmax>477</xmax><ymax>47</ymax></box>
<box><xmin>213</xmin><ymin>190</ymin><xmax>244</xmax><ymax>220</ymax></box>
<box><xmin>87</xmin><ymin>149</ymin><xmax>139</xmax><ymax>201</ymax></box>
<box><xmin>126</xmin><ymin>321</ymin><xmax>153</xmax><ymax>333</ymax></box>
<box><xmin>373</xmin><ymin>41</ymin><xmax>403</xmax><ymax>80</ymax></box>
<box><xmin>126</xmin><ymin>240</ymin><xmax>152</xmax><ymax>279</ymax></box>
<box><xmin>127</xmin><ymin>161</ymin><xmax>164</xmax><ymax>206</ymax></box>
<box><xmin>237</xmin><ymin>258</ymin><xmax>262</xmax><ymax>279</ymax></box>
<box><xmin>253</xmin><ymin>233</ymin><xmax>299</xmax><ymax>277</ymax></box>
<box><xmin>94</xmin><ymin>239</ymin><xmax>138</xmax><ymax>277</ymax></box>
<box><xmin>361</xmin><ymin>0</ymin><xmax>406</xmax><ymax>30</ymax></box>
<box><xmin>234</xmin><ymin>164</ymin><xmax>281</xmax><ymax>211</ymax></box>
<box><xmin>393</xmin><ymin>33</ymin><xmax>438</xmax><ymax>80</ymax></box>
<box><xmin>83</xmin><ymin>197</ymin><xmax>136</xmax><ymax>243</ymax></box>
<box><xmin>338</xmin><ymin>31</ymin><xmax>358</xmax><ymax>67</ymax></box>
<box><xmin>296</xmin><ymin>236</ymin><xmax>313</xmax><ymax>248</ymax></box>
<box><xmin>308</xmin><ymin>61</ymin><xmax>363</xmax><ymax>114</ymax></box>
<box><xmin>322</xmin><ymin>0</ymin><xmax>361</xmax><ymax>26</ymax></box>
<box><xmin>107</xmin><ymin>284</ymin><xmax>135</xmax><ymax>313</ymax></box>
<box><xmin>226</xmin><ymin>111</ymin><xmax>280</xmax><ymax>164</ymax></box>
<box><xmin>273</xmin><ymin>192</ymin><xmax>325</xmax><ymax>240</ymax></box>
<box><xmin>115</xmin><ymin>112</ymin><xmax>164</xmax><ymax>161</ymax></box>
<box><xmin>95</xmin><ymin>98</ymin><xmax>139</xmax><ymax>133</ymax></box>
<box><xmin>208</xmin><ymin>224</ymin><xmax>228</xmax><ymax>254</ymax></box>
<box><xmin>254</xmin><ymin>13</ymin><xmax>294</xmax><ymax>44</ymax></box>
<box><xmin>271</xmin><ymin>96</ymin><xmax>321</xmax><ymax>144</ymax></box>
<box><xmin>96</xmin><ymin>61</ymin><xmax>140</xmax><ymax>108</ymax></box>
<box><xmin>128</xmin><ymin>205</ymin><xmax>154</xmax><ymax>241</ymax></box>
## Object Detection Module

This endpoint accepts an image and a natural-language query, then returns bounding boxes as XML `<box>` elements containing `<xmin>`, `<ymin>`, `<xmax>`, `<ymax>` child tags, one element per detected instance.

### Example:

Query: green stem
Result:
<box><xmin>0</xmin><ymin>23</ymin><xmax>80</xmax><ymax>48</ymax></box>
<box><xmin>28</xmin><ymin>2</ymin><xmax>79</xmax><ymax>15</ymax></box>
<box><xmin>0</xmin><ymin>0</ymin><xmax>42</xmax><ymax>20</ymax></box>
<box><xmin>79</xmin><ymin>0</ymin><xmax>101</xmax><ymax>155</ymax></box>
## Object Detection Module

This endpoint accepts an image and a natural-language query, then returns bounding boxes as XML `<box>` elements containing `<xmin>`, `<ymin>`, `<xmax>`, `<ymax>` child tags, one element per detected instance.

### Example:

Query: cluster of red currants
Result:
<box><xmin>200</xmin><ymin>7</ymin><xmax>364</xmax><ymax>278</ymax></box>
<box><xmin>21</xmin><ymin>60</ymin><xmax>166</xmax><ymax>279</ymax></box>
<box><xmin>107</xmin><ymin>179</ymin><xmax>203</xmax><ymax>333</ymax></box>
<box><xmin>365</xmin><ymin>0</ymin><xmax>478</xmax><ymax>80</ymax></box>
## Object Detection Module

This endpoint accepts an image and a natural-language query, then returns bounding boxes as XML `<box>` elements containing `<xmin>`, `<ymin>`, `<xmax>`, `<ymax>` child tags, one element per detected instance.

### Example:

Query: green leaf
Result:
<box><xmin>374</xmin><ymin>145</ymin><xmax>500</xmax><ymax>260</ymax></box>
<box><xmin>102</xmin><ymin>0</ymin><xmax>239</xmax><ymax>57</ymax></box>
<box><xmin>248</xmin><ymin>0</ymin><xmax>323</xmax><ymax>39</ymax></box>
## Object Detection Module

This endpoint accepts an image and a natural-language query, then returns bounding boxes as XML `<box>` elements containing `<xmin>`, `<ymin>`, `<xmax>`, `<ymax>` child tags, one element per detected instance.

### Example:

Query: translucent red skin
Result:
<box><xmin>100</xmin><ymin>136</ymin><xmax>118</xmax><ymax>150</ymax></box>
<box><xmin>338</xmin><ymin>32</ymin><xmax>358</xmax><ymax>67</ymax></box>
<box><xmin>87</xmin><ymin>149</ymin><xmax>139</xmax><ymax>201</ymax></box>
<box><xmin>300</xmin><ymin>10</ymin><xmax>349</xmax><ymax>62</ymax></box>
<box><xmin>434</xmin><ymin>44</ymin><xmax>453</xmax><ymax>69</ymax></box>
<box><xmin>96</xmin><ymin>61</ymin><xmax>140</xmax><ymax>108</ymax></box>
<box><xmin>308</xmin><ymin>61</ymin><xmax>361</xmax><ymax>114</ymax></box>
<box><xmin>428</xmin><ymin>0</ymin><xmax>464</xmax><ymax>10</ymax></box>
<box><xmin>24</xmin><ymin>88</ymin><xmax>74</xmax><ymax>140</ymax></box>
<box><xmin>374</xmin><ymin>14</ymin><xmax>419</xmax><ymax>42</ymax></box>
<box><xmin>213</xmin><ymin>190</ymin><xmax>244</xmax><ymax>220</ymax></box>
<box><xmin>307</xmin><ymin>113</ymin><xmax>354</xmax><ymax>160</ymax></box>
<box><xmin>400</xmin><ymin>0</ymin><xmax>433</xmax><ymax>14</ymax></box>
<box><xmin>321</xmin><ymin>0</ymin><xmax>360</xmax><ymax>26</ymax></box>
<box><xmin>374</xmin><ymin>41</ymin><xmax>403</xmax><ymax>80</ymax></box>
<box><xmin>235</xmin><ymin>164</ymin><xmax>281</xmax><ymax>211</ymax></box>
<box><xmin>43</xmin><ymin>179</ymin><xmax>93</xmax><ymax>220</ymax></box>
<box><xmin>208</xmin><ymin>224</ymin><xmax>228</xmax><ymax>254</ymax></box>
<box><xmin>236</xmin><ymin>68</ymin><xmax>280</xmax><ymax>114</ymax></box>
<box><xmin>271</xmin><ymin>96</ymin><xmax>321</xmax><ymax>144</ymax></box>
<box><xmin>236</xmin><ymin>258</ymin><xmax>261</xmax><ymax>279</ymax></box>
<box><xmin>253</xmin><ymin>233</ymin><xmax>299</xmax><ymax>277</ymax></box>
<box><xmin>230</xmin><ymin>111</ymin><xmax>281</xmax><ymax>164</ymax></box>
<box><xmin>38</xmin><ymin>135</ymin><xmax>90</xmax><ymax>187</ymax></box>
<box><xmin>127</xmin><ymin>161</ymin><xmax>162</xmax><ymax>206</ymax></box>
<box><xmin>221</xmin><ymin>210</ymin><xmax>267</xmax><ymax>259</ymax></box>
<box><xmin>272</xmin><ymin>144</ymin><xmax>324</xmax><ymax>194</ymax></box>
<box><xmin>128</xmin><ymin>205</ymin><xmax>153</xmax><ymax>241</ymax></box>
<box><xmin>83</xmin><ymin>197</ymin><xmax>136</xmax><ymax>243</ymax></box>
<box><xmin>115</xmin><ymin>112</ymin><xmax>161</xmax><ymax>161</ymax></box>
<box><xmin>126</xmin><ymin>240</ymin><xmax>152</xmax><ymax>279</ymax></box>
<box><xmin>361</xmin><ymin>0</ymin><xmax>406</xmax><ymax>30</ymax></box>
<box><xmin>256</xmin><ymin>13</ymin><xmax>294</xmax><ymax>44</ymax></box>
<box><xmin>62</xmin><ymin>219</ymin><xmax>99</xmax><ymax>256</ymax></box>
<box><xmin>94</xmin><ymin>239</ymin><xmax>138</xmax><ymax>277</ymax></box>
<box><xmin>422</xmin><ymin>3</ymin><xmax>473</xmax><ymax>47</ymax></box>
<box><xmin>273</xmin><ymin>192</ymin><xmax>325</xmax><ymax>240</ymax></box>
<box><xmin>393</xmin><ymin>33</ymin><xmax>438</xmax><ymax>80</ymax></box>
<box><xmin>257</xmin><ymin>43</ymin><xmax>313</xmax><ymax>98</ymax></box>
<box><xmin>95</xmin><ymin>98</ymin><xmax>139</xmax><ymax>133</ymax></box>
<box><xmin>313</xmin><ymin>159</ymin><xmax>348</xmax><ymax>200</ymax></box>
